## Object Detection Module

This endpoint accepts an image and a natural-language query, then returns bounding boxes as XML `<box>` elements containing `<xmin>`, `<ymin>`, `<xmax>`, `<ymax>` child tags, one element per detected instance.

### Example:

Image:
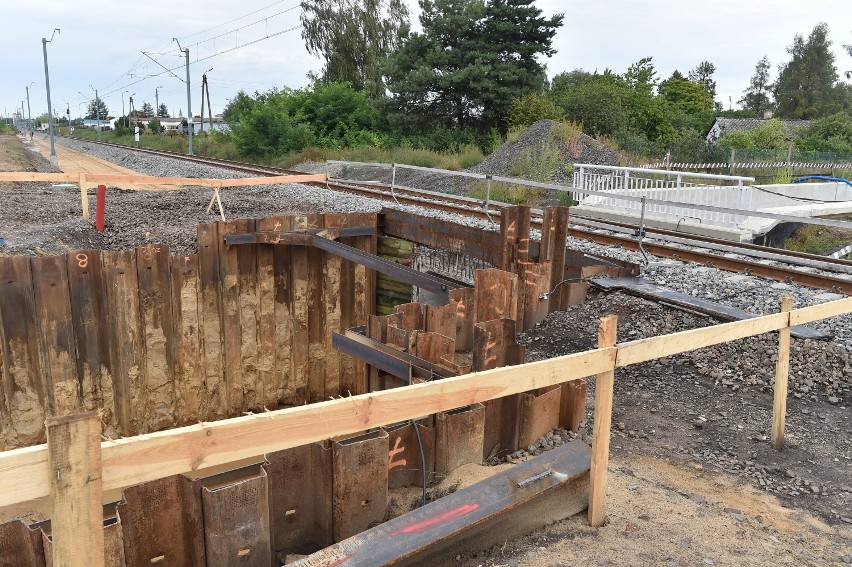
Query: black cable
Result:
<box><xmin>411</xmin><ymin>419</ymin><xmax>428</xmax><ymax>507</ymax></box>
<box><xmin>748</xmin><ymin>184</ymin><xmax>848</xmax><ymax>204</ymax></box>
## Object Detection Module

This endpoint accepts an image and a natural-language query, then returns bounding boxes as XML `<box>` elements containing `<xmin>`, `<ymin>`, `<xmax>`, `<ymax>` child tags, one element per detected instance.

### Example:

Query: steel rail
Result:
<box><xmin>60</xmin><ymin>138</ymin><xmax>852</xmax><ymax>294</ymax></box>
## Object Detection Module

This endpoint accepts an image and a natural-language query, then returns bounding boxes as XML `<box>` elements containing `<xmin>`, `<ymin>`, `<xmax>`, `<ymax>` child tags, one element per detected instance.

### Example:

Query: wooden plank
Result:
<box><xmin>306</xmin><ymin>215</ymin><xmax>326</xmax><ymax>403</ymax></box>
<box><xmin>0</xmin><ymin>345</ymin><xmax>613</xmax><ymax>508</ymax></box>
<box><xmin>236</xmin><ymin>220</ymin><xmax>261</xmax><ymax>411</ymax></box>
<box><xmin>218</xmin><ymin>174</ymin><xmax>327</xmax><ymax>187</ymax></box>
<box><xmin>46</xmin><ymin>412</ymin><xmax>104</xmax><ymax>567</ymax></box>
<box><xmin>789</xmin><ymin>296</ymin><xmax>852</xmax><ymax>326</ymax></box>
<box><xmin>65</xmin><ymin>250</ymin><xmax>110</xmax><ymax>422</ymax></box>
<box><xmin>170</xmin><ymin>254</ymin><xmax>205</xmax><ymax>425</ymax></box>
<box><xmin>615</xmin><ymin>312</ymin><xmax>789</xmax><ymax>368</ymax></box>
<box><xmin>100</xmin><ymin>251</ymin><xmax>141</xmax><ymax>436</ymax></box>
<box><xmin>136</xmin><ymin>244</ymin><xmax>176</xmax><ymax>432</ymax></box>
<box><xmin>588</xmin><ymin>315</ymin><xmax>617</xmax><ymax>528</ymax></box>
<box><xmin>473</xmin><ymin>269</ymin><xmax>519</xmax><ymax>325</ymax></box>
<box><xmin>322</xmin><ymin>214</ymin><xmax>345</xmax><ymax>399</ymax></box>
<box><xmin>30</xmin><ymin>256</ymin><xmax>79</xmax><ymax>417</ymax></box>
<box><xmin>290</xmin><ymin>216</ymin><xmax>311</xmax><ymax>404</ymax></box>
<box><xmin>0</xmin><ymin>256</ymin><xmax>46</xmax><ymax>449</ymax></box>
<box><xmin>219</xmin><ymin>219</ymin><xmax>250</xmax><ymax>415</ymax></box>
<box><xmin>256</xmin><ymin>217</ymin><xmax>288</xmax><ymax>409</ymax></box>
<box><xmin>197</xmin><ymin>222</ymin><xmax>226</xmax><ymax>420</ymax></box>
<box><xmin>771</xmin><ymin>297</ymin><xmax>793</xmax><ymax>451</ymax></box>
<box><xmin>84</xmin><ymin>174</ymin><xmax>219</xmax><ymax>187</ymax></box>
<box><xmin>0</xmin><ymin>172</ymin><xmax>78</xmax><ymax>182</ymax></box>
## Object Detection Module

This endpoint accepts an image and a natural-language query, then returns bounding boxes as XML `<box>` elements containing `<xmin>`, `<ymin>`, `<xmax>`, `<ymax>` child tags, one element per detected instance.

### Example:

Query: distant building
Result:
<box><xmin>82</xmin><ymin>118</ymin><xmax>113</xmax><ymax>131</ymax></box>
<box><xmin>155</xmin><ymin>115</ymin><xmax>230</xmax><ymax>133</ymax></box>
<box><xmin>706</xmin><ymin>117</ymin><xmax>810</xmax><ymax>145</ymax></box>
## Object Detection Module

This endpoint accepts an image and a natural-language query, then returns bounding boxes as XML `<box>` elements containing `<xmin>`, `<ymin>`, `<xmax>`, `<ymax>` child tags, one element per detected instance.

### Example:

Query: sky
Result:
<box><xmin>1</xmin><ymin>0</ymin><xmax>850</xmax><ymax>123</ymax></box>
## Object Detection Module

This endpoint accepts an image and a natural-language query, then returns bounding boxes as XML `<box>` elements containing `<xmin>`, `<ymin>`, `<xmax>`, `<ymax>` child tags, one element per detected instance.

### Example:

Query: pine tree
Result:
<box><xmin>157</xmin><ymin>104</ymin><xmax>169</xmax><ymax>118</ymax></box>
<box><xmin>774</xmin><ymin>23</ymin><xmax>840</xmax><ymax>119</ymax></box>
<box><xmin>383</xmin><ymin>0</ymin><xmax>563</xmax><ymax>132</ymax></box>
<box><xmin>739</xmin><ymin>56</ymin><xmax>773</xmax><ymax>116</ymax></box>
<box><xmin>86</xmin><ymin>98</ymin><xmax>109</xmax><ymax>120</ymax></box>
<box><xmin>141</xmin><ymin>102</ymin><xmax>154</xmax><ymax>117</ymax></box>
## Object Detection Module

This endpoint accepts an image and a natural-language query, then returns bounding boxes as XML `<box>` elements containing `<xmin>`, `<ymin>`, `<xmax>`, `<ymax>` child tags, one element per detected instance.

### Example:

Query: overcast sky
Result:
<box><xmin>2</xmin><ymin>0</ymin><xmax>850</xmax><ymax>123</ymax></box>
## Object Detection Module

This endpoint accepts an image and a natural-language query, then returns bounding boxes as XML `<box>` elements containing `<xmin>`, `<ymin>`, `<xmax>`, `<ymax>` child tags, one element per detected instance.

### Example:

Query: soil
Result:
<box><xmin>2</xmin><ymin>132</ymin><xmax>851</xmax><ymax>565</ymax></box>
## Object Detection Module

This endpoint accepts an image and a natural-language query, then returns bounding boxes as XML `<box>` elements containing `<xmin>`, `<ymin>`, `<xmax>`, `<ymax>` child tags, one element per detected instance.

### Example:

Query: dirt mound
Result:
<box><xmin>469</xmin><ymin>119</ymin><xmax>623</xmax><ymax>185</ymax></box>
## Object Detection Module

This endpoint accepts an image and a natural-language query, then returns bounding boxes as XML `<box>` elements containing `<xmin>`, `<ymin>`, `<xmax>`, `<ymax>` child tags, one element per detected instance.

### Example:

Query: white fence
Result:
<box><xmin>574</xmin><ymin>164</ymin><xmax>756</xmax><ymax>228</ymax></box>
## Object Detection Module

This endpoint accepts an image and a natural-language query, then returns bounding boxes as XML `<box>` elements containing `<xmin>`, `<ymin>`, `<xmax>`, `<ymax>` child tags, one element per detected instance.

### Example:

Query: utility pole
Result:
<box><xmin>42</xmin><ymin>28</ymin><xmax>60</xmax><ymax>166</ymax></box>
<box><xmin>26</xmin><ymin>83</ymin><xmax>33</xmax><ymax>134</ymax></box>
<box><xmin>174</xmin><ymin>38</ymin><xmax>193</xmax><ymax>155</ymax></box>
<box><xmin>155</xmin><ymin>85</ymin><xmax>163</xmax><ymax>118</ymax></box>
<box><xmin>90</xmin><ymin>85</ymin><xmax>101</xmax><ymax>141</ymax></box>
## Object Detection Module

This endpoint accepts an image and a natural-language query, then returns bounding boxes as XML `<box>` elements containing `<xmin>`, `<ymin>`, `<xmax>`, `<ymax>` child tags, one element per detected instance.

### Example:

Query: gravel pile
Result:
<box><xmin>520</xmin><ymin>291</ymin><xmax>851</xmax><ymax>402</ymax></box>
<box><xmin>468</xmin><ymin>119</ymin><xmax>622</xmax><ymax>185</ymax></box>
<box><xmin>294</xmin><ymin>119</ymin><xmax>623</xmax><ymax>197</ymax></box>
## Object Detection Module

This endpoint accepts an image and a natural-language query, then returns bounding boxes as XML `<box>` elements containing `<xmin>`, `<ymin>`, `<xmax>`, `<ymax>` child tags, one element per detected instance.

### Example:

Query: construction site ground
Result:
<box><xmin>1</xmin><ymin>132</ymin><xmax>850</xmax><ymax>566</ymax></box>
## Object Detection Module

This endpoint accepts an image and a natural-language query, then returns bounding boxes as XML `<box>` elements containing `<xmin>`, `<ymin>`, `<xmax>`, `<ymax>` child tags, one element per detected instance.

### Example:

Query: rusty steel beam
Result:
<box><xmin>335</xmin><ymin>328</ymin><xmax>458</xmax><ymax>380</ymax></box>
<box><xmin>289</xmin><ymin>440</ymin><xmax>591</xmax><ymax>567</ymax></box>
<box><xmin>332</xmin><ymin>430</ymin><xmax>389</xmax><ymax>542</ymax></box>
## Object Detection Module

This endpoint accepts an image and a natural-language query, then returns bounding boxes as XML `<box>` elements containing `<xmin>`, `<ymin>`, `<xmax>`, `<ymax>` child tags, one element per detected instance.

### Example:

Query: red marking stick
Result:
<box><xmin>391</xmin><ymin>504</ymin><xmax>479</xmax><ymax>535</ymax></box>
<box><xmin>95</xmin><ymin>184</ymin><xmax>106</xmax><ymax>233</ymax></box>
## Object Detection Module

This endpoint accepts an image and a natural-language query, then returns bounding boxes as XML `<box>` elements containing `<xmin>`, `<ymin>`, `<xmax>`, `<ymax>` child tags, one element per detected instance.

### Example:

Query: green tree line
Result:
<box><xmin>215</xmin><ymin>6</ymin><xmax>852</xmax><ymax>163</ymax></box>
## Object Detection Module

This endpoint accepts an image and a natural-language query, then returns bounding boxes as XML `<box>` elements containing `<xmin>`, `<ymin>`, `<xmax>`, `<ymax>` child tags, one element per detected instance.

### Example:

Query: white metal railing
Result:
<box><xmin>573</xmin><ymin>164</ymin><xmax>756</xmax><ymax>228</ymax></box>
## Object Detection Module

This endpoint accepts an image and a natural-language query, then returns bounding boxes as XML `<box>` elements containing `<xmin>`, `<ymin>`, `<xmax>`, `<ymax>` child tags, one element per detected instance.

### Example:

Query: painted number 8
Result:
<box><xmin>76</xmin><ymin>253</ymin><xmax>89</xmax><ymax>268</ymax></box>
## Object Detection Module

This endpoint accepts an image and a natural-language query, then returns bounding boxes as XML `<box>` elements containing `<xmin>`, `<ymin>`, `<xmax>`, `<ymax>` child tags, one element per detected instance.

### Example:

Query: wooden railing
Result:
<box><xmin>2</xmin><ymin>294</ymin><xmax>850</xmax><ymax>565</ymax></box>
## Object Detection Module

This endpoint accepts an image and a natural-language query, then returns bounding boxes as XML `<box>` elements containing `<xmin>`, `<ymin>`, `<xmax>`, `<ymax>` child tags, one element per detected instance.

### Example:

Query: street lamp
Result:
<box><xmin>41</xmin><ymin>28</ymin><xmax>60</xmax><ymax>166</ymax></box>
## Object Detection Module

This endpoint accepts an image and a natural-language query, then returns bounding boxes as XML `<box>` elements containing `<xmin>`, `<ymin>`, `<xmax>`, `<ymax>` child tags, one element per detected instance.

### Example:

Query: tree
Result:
<box><xmin>739</xmin><ymin>56</ymin><xmax>773</xmax><ymax>116</ymax></box>
<box><xmin>222</xmin><ymin>90</ymin><xmax>256</xmax><ymax>123</ymax></box>
<box><xmin>383</xmin><ymin>0</ymin><xmax>563</xmax><ymax>132</ymax></box>
<box><xmin>507</xmin><ymin>91</ymin><xmax>564</xmax><ymax>128</ymax></box>
<box><xmin>86</xmin><ymin>98</ymin><xmax>109</xmax><ymax>120</ymax></box>
<box><xmin>300</xmin><ymin>0</ymin><xmax>409</xmax><ymax>98</ymax></box>
<box><xmin>659</xmin><ymin>70</ymin><xmax>704</xmax><ymax>114</ymax></box>
<box><xmin>141</xmin><ymin>102</ymin><xmax>154</xmax><ymax>117</ymax></box>
<box><xmin>148</xmin><ymin>117</ymin><xmax>164</xmax><ymax>134</ymax></box>
<box><xmin>774</xmin><ymin>23</ymin><xmax>840</xmax><ymax>119</ymax></box>
<box><xmin>157</xmin><ymin>104</ymin><xmax>169</xmax><ymax>118</ymax></box>
<box><xmin>689</xmin><ymin>61</ymin><xmax>717</xmax><ymax>111</ymax></box>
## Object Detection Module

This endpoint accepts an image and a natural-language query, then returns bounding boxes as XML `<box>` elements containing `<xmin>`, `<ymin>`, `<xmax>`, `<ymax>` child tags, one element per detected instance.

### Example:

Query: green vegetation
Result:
<box><xmin>785</xmin><ymin>224</ymin><xmax>852</xmax><ymax>255</ymax></box>
<box><xmin>56</xmin><ymin>15</ymin><xmax>851</xmax><ymax>177</ymax></box>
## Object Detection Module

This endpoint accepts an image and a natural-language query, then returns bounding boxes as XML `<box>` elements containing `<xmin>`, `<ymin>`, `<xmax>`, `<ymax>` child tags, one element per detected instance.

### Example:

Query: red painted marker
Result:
<box><xmin>391</xmin><ymin>504</ymin><xmax>479</xmax><ymax>535</ymax></box>
<box><xmin>95</xmin><ymin>184</ymin><xmax>107</xmax><ymax>233</ymax></box>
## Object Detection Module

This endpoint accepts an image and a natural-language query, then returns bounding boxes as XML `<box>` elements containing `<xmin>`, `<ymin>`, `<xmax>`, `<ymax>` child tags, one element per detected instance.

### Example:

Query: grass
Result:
<box><xmin>59</xmin><ymin>128</ymin><xmax>485</xmax><ymax>171</ymax></box>
<box><xmin>784</xmin><ymin>224</ymin><xmax>852</xmax><ymax>255</ymax></box>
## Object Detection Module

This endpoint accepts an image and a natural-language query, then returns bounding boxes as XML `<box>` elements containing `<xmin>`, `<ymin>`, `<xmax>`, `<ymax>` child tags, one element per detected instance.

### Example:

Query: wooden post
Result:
<box><xmin>588</xmin><ymin>315</ymin><xmax>617</xmax><ymax>528</ymax></box>
<box><xmin>79</xmin><ymin>173</ymin><xmax>89</xmax><ymax>220</ymax></box>
<box><xmin>771</xmin><ymin>296</ymin><xmax>793</xmax><ymax>450</ymax></box>
<box><xmin>47</xmin><ymin>412</ymin><xmax>104</xmax><ymax>567</ymax></box>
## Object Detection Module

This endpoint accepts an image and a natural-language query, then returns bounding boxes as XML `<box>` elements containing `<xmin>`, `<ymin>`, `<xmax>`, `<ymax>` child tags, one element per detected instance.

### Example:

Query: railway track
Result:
<box><xmin>62</xmin><ymin>137</ymin><xmax>852</xmax><ymax>295</ymax></box>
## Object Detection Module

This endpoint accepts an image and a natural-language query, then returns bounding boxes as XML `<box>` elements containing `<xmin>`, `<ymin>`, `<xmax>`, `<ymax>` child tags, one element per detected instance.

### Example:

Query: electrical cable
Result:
<box><xmin>178</xmin><ymin>0</ymin><xmax>294</xmax><ymax>41</ymax></box>
<box><xmin>187</xmin><ymin>6</ymin><xmax>299</xmax><ymax>51</ymax></box>
<box><xmin>748</xmin><ymin>184</ymin><xmax>849</xmax><ymax>204</ymax></box>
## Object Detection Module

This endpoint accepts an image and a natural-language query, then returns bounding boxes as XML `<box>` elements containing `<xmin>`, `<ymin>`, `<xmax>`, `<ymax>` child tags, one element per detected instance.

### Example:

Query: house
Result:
<box><xmin>705</xmin><ymin>118</ymin><xmax>810</xmax><ymax>144</ymax></box>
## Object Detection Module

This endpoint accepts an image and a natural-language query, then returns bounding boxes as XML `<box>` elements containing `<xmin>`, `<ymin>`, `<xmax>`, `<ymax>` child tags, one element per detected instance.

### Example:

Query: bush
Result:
<box><xmin>508</xmin><ymin>92</ymin><xmax>564</xmax><ymax>129</ymax></box>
